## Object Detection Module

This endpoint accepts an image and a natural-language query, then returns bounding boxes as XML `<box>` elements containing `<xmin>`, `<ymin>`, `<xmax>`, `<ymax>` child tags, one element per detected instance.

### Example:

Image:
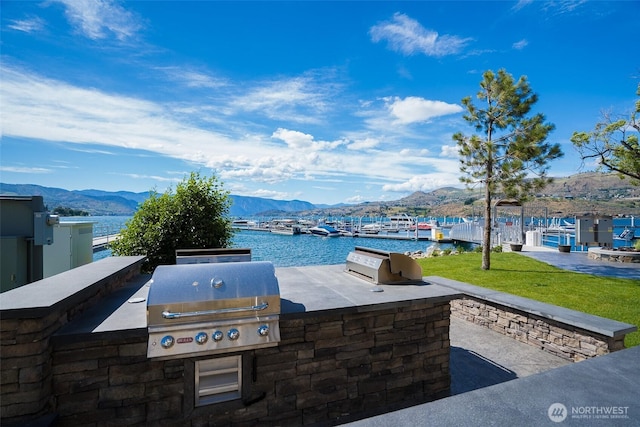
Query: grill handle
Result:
<box><xmin>162</xmin><ymin>302</ymin><xmax>269</xmax><ymax>319</ymax></box>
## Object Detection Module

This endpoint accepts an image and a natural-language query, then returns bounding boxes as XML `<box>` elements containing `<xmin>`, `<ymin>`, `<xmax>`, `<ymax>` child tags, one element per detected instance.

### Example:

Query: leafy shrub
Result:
<box><xmin>110</xmin><ymin>172</ymin><xmax>233</xmax><ymax>272</ymax></box>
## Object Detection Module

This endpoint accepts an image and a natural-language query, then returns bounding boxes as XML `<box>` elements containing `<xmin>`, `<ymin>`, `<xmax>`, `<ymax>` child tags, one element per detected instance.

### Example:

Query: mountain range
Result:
<box><xmin>1</xmin><ymin>172</ymin><xmax>639</xmax><ymax>217</ymax></box>
<box><xmin>0</xmin><ymin>183</ymin><xmax>315</xmax><ymax>217</ymax></box>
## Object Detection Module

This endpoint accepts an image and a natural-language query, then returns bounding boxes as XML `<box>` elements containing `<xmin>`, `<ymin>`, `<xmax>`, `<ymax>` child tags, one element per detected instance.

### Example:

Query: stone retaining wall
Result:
<box><xmin>451</xmin><ymin>298</ymin><xmax>625</xmax><ymax>362</ymax></box>
<box><xmin>588</xmin><ymin>247</ymin><xmax>640</xmax><ymax>263</ymax></box>
<box><xmin>49</xmin><ymin>302</ymin><xmax>451</xmax><ymax>426</ymax></box>
<box><xmin>0</xmin><ymin>257</ymin><xmax>144</xmax><ymax>425</ymax></box>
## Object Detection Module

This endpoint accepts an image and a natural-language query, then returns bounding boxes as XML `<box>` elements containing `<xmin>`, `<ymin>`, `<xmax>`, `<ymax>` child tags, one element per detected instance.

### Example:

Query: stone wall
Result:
<box><xmin>49</xmin><ymin>301</ymin><xmax>451</xmax><ymax>426</ymax></box>
<box><xmin>587</xmin><ymin>247</ymin><xmax>640</xmax><ymax>263</ymax></box>
<box><xmin>451</xmin><ymin>298</ymin><xmax>625</xmax><ymax>362</ymax></box>
<box><xmin>0</xmin><ymin>257</ymin><xmax>145</xmax><ymax>426</ymax></box>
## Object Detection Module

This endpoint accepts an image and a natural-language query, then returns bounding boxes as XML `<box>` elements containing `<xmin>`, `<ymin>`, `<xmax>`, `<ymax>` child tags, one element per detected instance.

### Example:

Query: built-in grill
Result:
<box><xmin>147</xmin><ymin>261</ymin><xmax>281</xmax><ymax>359</ymax></box>
<box><xmin>175</xmin><ymin>248</ymin><xmax>252</xmax><ymax>264</ymax></box>
<box><xmin>345</xmin><ymin>246</ymin><xmax>423</xmax><ymax>285</ymax></box>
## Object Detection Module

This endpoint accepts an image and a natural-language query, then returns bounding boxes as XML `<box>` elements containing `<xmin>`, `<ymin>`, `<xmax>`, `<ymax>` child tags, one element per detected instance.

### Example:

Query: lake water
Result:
<box><xmin>63</xmin><ymin>216</ymin><xmax>448</xmax><ymax>266</ymax></box>
<box><xmin>62</xmin><ymin>215</ymin><xmax>638</xmax><ymax>266</ymax></box>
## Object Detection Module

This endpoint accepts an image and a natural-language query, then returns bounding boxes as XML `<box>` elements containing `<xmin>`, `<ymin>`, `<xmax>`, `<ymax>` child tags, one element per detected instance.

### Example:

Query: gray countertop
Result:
<box><xmin>53</xmin><ymin>263</ymin><xmax>461</xmax><ymax>342</ymax></box>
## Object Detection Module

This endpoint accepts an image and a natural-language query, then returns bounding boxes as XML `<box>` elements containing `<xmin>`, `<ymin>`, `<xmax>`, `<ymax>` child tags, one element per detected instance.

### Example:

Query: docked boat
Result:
<box><xmin>361</xmin><ymin>223</ymin><xmax>382</xmax><ymax>234</ymax></box>
<box><xmin>388</xmin><ymin>214</ymin><xmax>416</xmax><ymax>230</ymax></box>
<box><xmin>269</xmin><ymin>219</ymin><xmax>302</xmax><ymax>235</ymax></box>
<box><xmin>309</xmin><ymin>224</ymin><xmax>341</xmax><ymax>237</ymax></box>
<box><xmin>231</xmin><ymin>219</ymin><xmax>257</xmax><ymax>229</ymax></box>
<box><xmin>270</xmin><ymin>224</ymin><xmax>302</xmax><ymax>235</ymax></box>
<box><xmin>614</xmin><ymin>228</ymin><xmax>636</xmax><ymax>242</ymax></box>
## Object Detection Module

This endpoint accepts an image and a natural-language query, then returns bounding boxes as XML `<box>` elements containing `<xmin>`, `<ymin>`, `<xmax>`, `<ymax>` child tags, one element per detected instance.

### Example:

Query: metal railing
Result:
<box><xmin>450</xmin><ymin>222</ymin><xmax>523</xmax><ymax>247</ymax></box>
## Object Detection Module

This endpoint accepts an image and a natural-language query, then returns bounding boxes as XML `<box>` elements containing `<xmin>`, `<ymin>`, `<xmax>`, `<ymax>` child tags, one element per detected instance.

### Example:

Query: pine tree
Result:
<box><xmin>453</xmin><ymin>69</ymin><xmax>562</xmax><ymax>270</ymax></box>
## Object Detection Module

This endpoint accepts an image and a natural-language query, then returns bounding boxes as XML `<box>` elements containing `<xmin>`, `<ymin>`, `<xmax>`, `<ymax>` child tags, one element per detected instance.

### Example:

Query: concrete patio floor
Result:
<box><xmin>449</xmin><ymin>315</ymin><xmax>571</xmax><ymax>395</ymax></box>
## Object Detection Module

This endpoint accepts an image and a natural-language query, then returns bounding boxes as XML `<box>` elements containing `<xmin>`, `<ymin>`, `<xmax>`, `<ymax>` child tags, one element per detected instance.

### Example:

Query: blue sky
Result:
<box><xmin>1</xmin><ymin>1</ymin><xmax>638</xmax><ymax>205</ymax></box>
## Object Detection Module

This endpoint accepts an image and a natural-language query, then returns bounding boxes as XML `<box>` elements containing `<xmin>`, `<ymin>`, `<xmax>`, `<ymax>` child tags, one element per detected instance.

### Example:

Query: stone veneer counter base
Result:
<box><xmin>4</xmin><ymin>263</ymin><xmax>461</xmax><ymax>426</ymax></box>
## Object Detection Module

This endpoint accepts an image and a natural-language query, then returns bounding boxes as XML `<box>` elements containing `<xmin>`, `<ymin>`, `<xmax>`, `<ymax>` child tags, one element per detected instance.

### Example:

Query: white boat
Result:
<box><xmin>614</xmin><ymin>228</ymin><xmax>636</xmax><ymax>241</ymax></box>
<box><xmin>388</xmin><ymin>214</ymin><xmax>416</xmax><ymax>230</ymax></box>
<box><xmin>269</xmin><ymin>219</ymin><xmax>302</xmax><ymax>235</ymax></box>
<box><xmin>232</xmin><ymin>219</ymin><xmax>257</xmax><ymax>229</ymax></box>
<box><xmin>361</xmin><ymin>223</ymin><xmax>382</xmax><ymax>234</ymax></box>
<box><xmin>309</xmin><ymin>224</ymin><xmax>341</xmax><ymax>237</ymax></box>
<box><xmin>270</xmin><ymin>224</ymin><xmax>301</xmax><ymax>235</ymax></box>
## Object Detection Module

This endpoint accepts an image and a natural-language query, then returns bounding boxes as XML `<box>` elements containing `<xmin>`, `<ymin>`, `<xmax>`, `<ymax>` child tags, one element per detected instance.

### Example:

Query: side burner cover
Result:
<box><xmin>345</xmin><ymin>246</ymin><xmax>423</xmax><ymax>285</ymax></box>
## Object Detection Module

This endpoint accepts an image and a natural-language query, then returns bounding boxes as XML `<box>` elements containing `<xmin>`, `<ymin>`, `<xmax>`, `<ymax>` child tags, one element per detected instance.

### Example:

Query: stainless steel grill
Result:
<box><xmin>345</xmin><ymin>246</ymin><xmax>423</xmax><ymax>285</ymax></box>
<box><xmin>175</xmin><ymin>248</ymin><xmax>252</xmax><ymax>264</ymax></box>
<box><xmin>147</xmin><ymin>261</ymin><xmax>281</xmax><ymax>359</ymax></box>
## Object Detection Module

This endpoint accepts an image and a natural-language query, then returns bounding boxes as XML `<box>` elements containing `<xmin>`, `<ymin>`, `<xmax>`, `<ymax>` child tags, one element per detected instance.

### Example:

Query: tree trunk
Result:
<box><xmin>482</xmin><ymin>183</ymin><xmax>491</xmax><ymax>270</ymax></box>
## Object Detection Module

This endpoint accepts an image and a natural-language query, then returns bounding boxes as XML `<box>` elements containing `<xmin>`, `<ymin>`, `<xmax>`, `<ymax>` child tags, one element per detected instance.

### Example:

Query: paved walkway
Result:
<box><xmin>449</xmin><ymin>316</ymin><xmax>570</xmax><ymax>395</ymax></box>
<box><xmin>514</xmin><ymin>245</ymin><xmax>640</xmax><ymax>280</ymax></box>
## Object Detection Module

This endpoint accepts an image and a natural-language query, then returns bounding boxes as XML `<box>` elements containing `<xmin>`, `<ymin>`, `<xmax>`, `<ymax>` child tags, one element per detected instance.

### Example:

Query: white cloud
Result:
<box><xmin>0</xmin><ymin>63</ymin><xmax>466</xmax><ymax>202</ymax></box>
<box><xmin>7</xmin><ymin>17</ymin><xmax>46</xmax><ymax>33</ymax></box>
<box><xmin>386</xmin><ymin>96</ymin><xmax>463</xmax><ymax>125</ymax></box>
<box><xmin>53</xmin><ymin>0</ymin><xmax>142</xmax><ymax>41</ymax></box>
<box><xmin>229</xmin><ymin>76</ymin><xmax>331</xmax><ymax>123</ymax></box>
<box><xmin>347</xmin><ymin>137</ymin><xmax>380</xmax><ymax>151</ymax></box>
<box><xmin>271</xmin><ymin>128</ymin><xmax>345</xmax><ymax>151</ymax></box>
<box><xmin>370</xmin><ymin>13</ymin><xmax>472</xmax><ymax>57</ymax></box>
<box><xmin>116</xmin><ymin>173</ymin><xmax>182</xmax><ymax>183</ymax></box>
<box><xmin>512</xmin><ymin>0</ymin><xmax>534</xmax><ymax>12</ymax></box>
<box><xmin>246</xmin><ymin>189</ymin><xmax>291</xmax><ymax>200</ymax></box>
<box><xmin>158</xmin><ymin>67</ymin><xmax>228</xmax><ymax>89</ymax></box>
<box><xmin>512</xmin><ymin>39</ymin><xmax>528</xmax><ymax>50</ymax></box>
<box><xmin>0</xmin><ymin>166</ymin><xmax>52</xmax><ymax>174</ymax></box>
<box><xmin>440</xmin><ymin>145</ymin><xmax>459</xmax><ymax>157</ymax></box>
<box><xmin>345</xmin><ymin>194</ymin><xmax>366</xmax><ymax>203</ymax></box>
<box><xmin>382</xmin><ymin>173</ymin><xmax>462</xmax><ymax>193</ymax></box>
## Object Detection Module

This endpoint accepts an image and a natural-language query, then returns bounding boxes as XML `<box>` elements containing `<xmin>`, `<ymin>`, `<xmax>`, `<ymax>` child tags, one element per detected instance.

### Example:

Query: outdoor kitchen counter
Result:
<box><xmin>53</xmin><ymin>263</ymin><xmax>461</xmax><ymax>342</ymax></box>
<box><xmin>276</xmin><ymin>264</ymin><xmax>462</xmax><ymax>317</ymax></box>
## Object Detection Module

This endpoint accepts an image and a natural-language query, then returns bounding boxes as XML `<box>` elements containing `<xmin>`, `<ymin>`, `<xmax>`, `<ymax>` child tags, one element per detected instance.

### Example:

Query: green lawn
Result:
<box><xmin>416</xmin><ymin>253</ymin><xmax>640</xmax><ymax>347</ymax></box>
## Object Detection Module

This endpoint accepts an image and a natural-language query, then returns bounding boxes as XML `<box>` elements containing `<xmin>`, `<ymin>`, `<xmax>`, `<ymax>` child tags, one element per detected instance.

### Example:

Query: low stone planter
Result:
<box><xmin>558</xmin><ymin>245</ymin><xmax>571</xmax><ymax>253</ymax></box>
<box><xmin>509</xmin><ymin>243</ymin><xmax>523</xmax><ymax>252</ymax></box>
<box><xmin>588</xmin><ymin>247</ymin><xmax>640</xmax><ymax>263</ymax></box>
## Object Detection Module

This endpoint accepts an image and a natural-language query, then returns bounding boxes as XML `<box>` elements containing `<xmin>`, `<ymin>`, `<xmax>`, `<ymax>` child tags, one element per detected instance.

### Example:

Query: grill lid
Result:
<box><xmin>345</xmin><ymin>246</ymin><xmax>423</xmax><ymax>285</ymax></box>
<box><xmin>147</xmin><ymin>261</ymin><xmax>280</xmax><ymax>326</ymax></box>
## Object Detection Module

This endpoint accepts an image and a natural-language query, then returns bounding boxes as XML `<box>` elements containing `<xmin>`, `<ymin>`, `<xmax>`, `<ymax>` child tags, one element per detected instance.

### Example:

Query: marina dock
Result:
<box><xmin>92</xmin><ymin>234</ymin><xmax>120</xmax><ymax>251</ymax></box>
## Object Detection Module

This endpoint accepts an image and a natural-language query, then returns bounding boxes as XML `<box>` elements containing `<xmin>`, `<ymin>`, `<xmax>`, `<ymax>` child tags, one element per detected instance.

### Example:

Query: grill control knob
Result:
<box><xmin>195</xmin><ymin>332</ymin><xmax>208</xmax><ymax>345</ymax></box>
<box><xmin>160</xmin><ymin>335</ymin><xmax>174</xmax><ymax>349</ymax></box>
<box><xmin>258</xmin><ymin>324</ymin><xmax>270</xmax><ymax>337</ymax></box>
<box><xmin>212</xmin><ymin>331</ymin><xmax>223</xmax><ymax>342</ymax></box>
<box><xmin>228</xmin><ymin>328</ymin><xmax>240</xmax><ymax>340</ymax></box>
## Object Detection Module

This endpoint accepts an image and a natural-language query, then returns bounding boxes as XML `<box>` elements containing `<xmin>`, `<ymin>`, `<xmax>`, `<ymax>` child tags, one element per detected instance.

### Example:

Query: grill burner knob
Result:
<box><xmin>228</xmin><ymin>328</ymin><xmax>240</xmax><ymax>340</ymax></box>
<box><xmin>195</xmin><ymin>332</ymin><xmax>208</xmax><ymax>344</ymax></box>
<box><xmin>258</xmin><ymin>324</ymin><xmax>270</xmax><ymax>336</ymax></box>
<box><xmin>213</xmin><ymin>331</ymin><xmax>223</xmax><ymax>342</ymax></box>
<box><xmin>160</xmin><ymin>335</ymin><xmax>174</xmax><ymax>349</ymax></box>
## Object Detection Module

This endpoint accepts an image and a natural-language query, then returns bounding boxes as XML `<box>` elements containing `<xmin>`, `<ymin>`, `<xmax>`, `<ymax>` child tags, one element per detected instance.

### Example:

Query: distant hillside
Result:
<box><xmin>2</xmin><ymin>172</ymin><xmax>638</xmax><ymax>218</ymax></box>
<box><xmin>0</xmin><ymin>183</ymin><xmax>316</xmax><ymax>217</ymax></box>
<box><xmin>229</xmin><ymin>195</ymin><xmax>315</xmax><ymax>216</ymax></box>
<box><xmin>295</xmin><ymin>173</ymin><xmax>640</xmax><ymax>217</ymax></box>
<box><xmin>0</xmin><ymin>184</ymin><xmax>145</xmax><ymax>216</ymax></box>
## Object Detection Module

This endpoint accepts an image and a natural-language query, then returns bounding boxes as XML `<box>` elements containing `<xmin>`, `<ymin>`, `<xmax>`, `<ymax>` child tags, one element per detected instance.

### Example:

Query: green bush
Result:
<box><xmin>635</xmin><ymin>239</ymin><xmax>640</xmax><ymax>251</ymax></box>
<box><xmin>110</xmin><ymin>172</ymin><xmax>233</xmax><ymax>272</ymax></box>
